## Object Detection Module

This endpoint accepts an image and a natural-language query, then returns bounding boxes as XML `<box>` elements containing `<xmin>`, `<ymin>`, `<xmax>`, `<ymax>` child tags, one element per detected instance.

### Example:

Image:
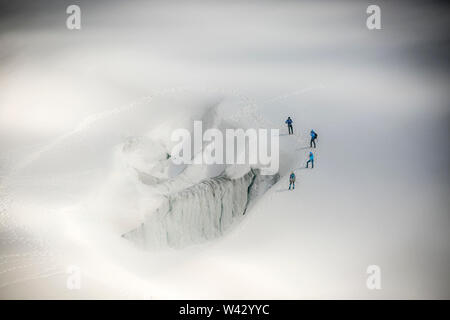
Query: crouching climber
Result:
<box><xmin>289</xmin><ymin>172</ymin><xmax>296</xmax><ymax>190</ymax></box>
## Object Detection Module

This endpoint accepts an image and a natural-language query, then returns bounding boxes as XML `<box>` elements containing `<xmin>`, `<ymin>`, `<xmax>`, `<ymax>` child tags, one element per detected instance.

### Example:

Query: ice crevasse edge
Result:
<box><xmin>123</xmin><ymin>169</ymin><xmax>279</xmax><ymax>249</ymax></box>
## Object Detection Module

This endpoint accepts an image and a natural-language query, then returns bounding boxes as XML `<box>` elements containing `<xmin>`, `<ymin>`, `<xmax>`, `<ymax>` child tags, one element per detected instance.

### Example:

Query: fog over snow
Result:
<box><xmin>0</xmin><ymin>0</ymin><xmax>449</xmax><ymax>298</ymax></box>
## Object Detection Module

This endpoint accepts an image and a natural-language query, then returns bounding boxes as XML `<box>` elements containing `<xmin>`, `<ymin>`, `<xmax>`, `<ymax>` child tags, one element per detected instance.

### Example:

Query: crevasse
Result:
<box><xmin>123</xmin><ymin>169</ymin><xmax>279</xmax><ymax>249</ymax></box>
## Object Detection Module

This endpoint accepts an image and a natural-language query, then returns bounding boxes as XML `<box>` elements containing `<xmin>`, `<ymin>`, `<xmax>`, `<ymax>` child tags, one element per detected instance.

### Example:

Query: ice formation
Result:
<box><xmin>123</xmin><ymin>169</ymin><xmax>279</xmax><ymax>249</ymax></box>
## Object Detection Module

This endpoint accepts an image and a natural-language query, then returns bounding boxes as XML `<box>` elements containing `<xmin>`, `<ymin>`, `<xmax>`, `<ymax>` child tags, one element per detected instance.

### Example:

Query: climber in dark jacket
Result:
<box><xmin>289</xmin><ymin>172</ymin><xmax>296</xmax><ymax>190</ymax></box>
<box><xmin>285</xmin><ymin>117</ymin><xmax>294</xmax><ymax>135</ymax></box>
<box><xmin>310</xmin><ymin>129</ymin><xmax>318</xmax><ymax>148</ymax></box>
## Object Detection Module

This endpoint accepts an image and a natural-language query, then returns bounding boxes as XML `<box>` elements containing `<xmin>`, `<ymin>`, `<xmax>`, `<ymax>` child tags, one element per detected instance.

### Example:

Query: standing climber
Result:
<box><xmin>306</xmin><ymin>152</ymin><xmax>314</xmax><ymax>168</ymax></box>
<box><xmin>285</xmin><ymin>117</ymin><xmax>294</xmax><ymax>135</ymax></box>
<box><xmin>289</xmin><ymin>172</ymin><xmax>296</xmax><ymax>190</ymax></box>
<box><xmin>310</xmin><ymin>129</ymin><xmax>318</xmax><ymax>148</ymax></box>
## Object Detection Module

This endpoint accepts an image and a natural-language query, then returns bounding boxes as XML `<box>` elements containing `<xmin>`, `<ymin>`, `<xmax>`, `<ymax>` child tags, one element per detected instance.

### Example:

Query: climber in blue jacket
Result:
<box><xmin>289</xmin><ymin>172</ymin><xmax>296</xmax><ymax>190</ymax></box>
<box><xmin>306</xmin><ymin>152</ymin><xmax>314</xmax><ymax>168</ymax></box>
<box><xmin>310</xmin><ymin>129</ymin><xmax>318</xmax><ymax>148</ymax></box>
<box><xmin>285</xmin><ymin>117</ymin><xmax>294</xmax><ymax>135</ymax></box>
